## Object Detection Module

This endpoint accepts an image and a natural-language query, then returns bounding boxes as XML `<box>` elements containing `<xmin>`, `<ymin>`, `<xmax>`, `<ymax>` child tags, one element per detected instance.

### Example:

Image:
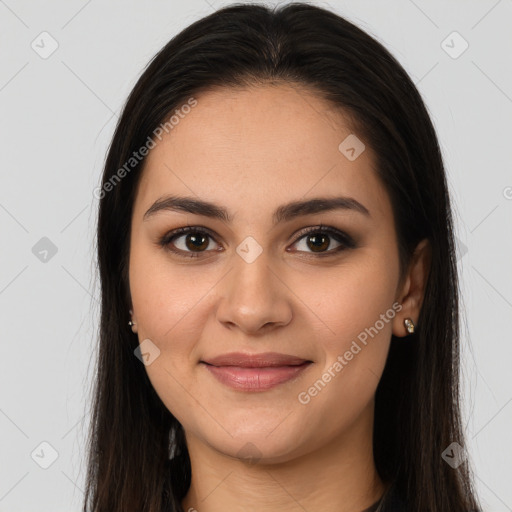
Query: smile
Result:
<box><xmin>200</xmin><ymin>361</ymin><xmax>313</xmax><ymax>391</ymax></box>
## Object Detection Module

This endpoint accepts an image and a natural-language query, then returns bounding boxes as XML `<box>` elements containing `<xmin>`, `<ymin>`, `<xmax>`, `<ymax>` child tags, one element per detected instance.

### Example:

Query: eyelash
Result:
<box><xmin>158</xmin><ymin>224</ymin><xmax>356</xmax><ymax>259</ymax></box>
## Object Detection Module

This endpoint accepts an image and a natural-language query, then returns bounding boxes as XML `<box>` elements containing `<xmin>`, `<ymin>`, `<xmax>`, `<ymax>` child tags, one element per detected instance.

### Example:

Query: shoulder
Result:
<box><xmin>383</xmin><ymin>494</ymin><xmax>408</xmax><ymax>512</ymax></box>
<box><xmin>380</xmin><ymin>484</ymin><xmax>408</xmax><ymax>512</ymax></box>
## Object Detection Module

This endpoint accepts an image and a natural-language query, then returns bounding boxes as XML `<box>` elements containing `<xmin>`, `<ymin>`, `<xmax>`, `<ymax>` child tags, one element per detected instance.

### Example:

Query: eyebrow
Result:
<box><xmin>143</xmin><ymin>194</ymin><xmax>370</xmax><ymax>224</ymax></box>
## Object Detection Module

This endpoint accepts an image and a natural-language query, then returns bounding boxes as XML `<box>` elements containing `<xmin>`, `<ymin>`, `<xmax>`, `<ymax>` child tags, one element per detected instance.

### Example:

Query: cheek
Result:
<box><xmin>299</xmin><ymin>248</ymin><xmax>399</xmax><ymax>366</ymax></box>
<box><xmin>290</xmin><ymin>257</ymin><xmax>399</xmax><ymax>438</ymax></box>
<box><xmin>129</xmin><ymin>243</ymin><xmax>223</xmax><ymax>367</ymax></box>
<box><xmin>128</xmin><ymin>250</ymin><xmax>214</xmax><ymax>422</ymax></box>
<box><xmin>130</xmin><ymin>267</ymin><xmax>206</xmax><ymax>346</ymax></box>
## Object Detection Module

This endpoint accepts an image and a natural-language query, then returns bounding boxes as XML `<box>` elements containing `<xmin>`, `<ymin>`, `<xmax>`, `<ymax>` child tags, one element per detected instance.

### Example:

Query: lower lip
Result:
<box><xmin>201</xmin><ymin>362</ymin><xmax>312</xmax><ymax>391</ymax></box>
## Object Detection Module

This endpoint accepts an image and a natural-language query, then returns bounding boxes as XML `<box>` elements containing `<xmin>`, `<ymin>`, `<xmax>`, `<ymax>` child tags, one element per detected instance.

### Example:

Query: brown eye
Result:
<box><xmin>159</xmin><ymin>227</ymin><xmax>220</xmax><ymax>258</ymax></box>
<box><xmin>304</xmin><ymin>233</ymin><xmax>331</xmax><ymax>252</ymax></box>
<box><xmin>159</xmin><ymin>225</ymin><xmax>355</xmax><ymax>259</ymax></box>
<box><xmin>183</xmin><ymin>232</ymin><xmax>210</xmax><ymax>252</ymax></box>
<box><xmin>290</xmin><ymin>226</ymin><xmax>355</xmax><ymax>255</ymax></box>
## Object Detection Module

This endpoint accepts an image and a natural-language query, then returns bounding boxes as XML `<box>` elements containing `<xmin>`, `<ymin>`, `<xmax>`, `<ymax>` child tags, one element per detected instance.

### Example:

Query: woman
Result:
<box><xmin>84</xmin><ymin>3</ymin><xmax>482</xmax><ymax>511</ymax></box>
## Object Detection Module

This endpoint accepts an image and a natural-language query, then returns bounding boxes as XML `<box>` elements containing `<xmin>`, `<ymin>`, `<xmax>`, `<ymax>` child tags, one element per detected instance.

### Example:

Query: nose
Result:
<box><xmin>215</xmin><ymin>250</ymin><xmax>293</xmax><ymax>335</ymax></box>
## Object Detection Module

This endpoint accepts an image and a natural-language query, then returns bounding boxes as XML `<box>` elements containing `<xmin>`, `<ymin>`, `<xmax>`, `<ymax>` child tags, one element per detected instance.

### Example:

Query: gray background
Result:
<box><xmin>0</xmin><ymin>0</ymin><xmax>511</xmax><ymax>510</ymax></box>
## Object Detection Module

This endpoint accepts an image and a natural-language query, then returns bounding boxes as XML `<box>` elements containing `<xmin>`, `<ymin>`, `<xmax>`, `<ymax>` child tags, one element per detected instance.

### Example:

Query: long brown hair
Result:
<box><xmin>84</xmin><ymin>3</ymin><xmax>481</xmax><ymax>511</ymax></box>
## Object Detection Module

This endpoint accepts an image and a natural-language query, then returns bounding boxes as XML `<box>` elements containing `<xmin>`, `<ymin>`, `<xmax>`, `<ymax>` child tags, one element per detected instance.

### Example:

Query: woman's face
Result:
<box><xmin>128</xmin><ymin>83</ymin><xmax>413</xmax><ymax>463</ymax></box>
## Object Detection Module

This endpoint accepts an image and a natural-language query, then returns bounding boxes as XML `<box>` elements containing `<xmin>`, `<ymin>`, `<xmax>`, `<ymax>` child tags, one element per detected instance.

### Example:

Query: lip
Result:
<box><xmin>202</xmin><ymin>351</ymin><xmax>311</xmax><ymax>367</ymax></box>
<box><xmin>200</xmin><ymin>352</ymin><xmax>313</xmax><ymax>392</ymax></box>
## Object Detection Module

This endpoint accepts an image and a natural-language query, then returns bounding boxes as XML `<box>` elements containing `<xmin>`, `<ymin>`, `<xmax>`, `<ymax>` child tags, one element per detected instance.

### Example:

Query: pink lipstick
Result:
<box><xmin>200</xmin><ymin>352</ymin><xmax>313</xmax><ymax>391</ymax></box>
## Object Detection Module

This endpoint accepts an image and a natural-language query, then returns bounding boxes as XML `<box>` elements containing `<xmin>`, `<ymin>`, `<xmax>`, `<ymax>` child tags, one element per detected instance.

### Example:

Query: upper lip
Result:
<box><xmin>201</xmin><ymin>352</ymin><xmax>311</xmax><ymax>368</ymax></box>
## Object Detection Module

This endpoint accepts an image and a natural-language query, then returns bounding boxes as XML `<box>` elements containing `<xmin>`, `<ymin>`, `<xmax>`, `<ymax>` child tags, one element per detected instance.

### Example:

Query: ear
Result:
<box><xmin>392</xmin><ymin>238</ymin><xmax>431</xmax><ymax>337</ymax></box>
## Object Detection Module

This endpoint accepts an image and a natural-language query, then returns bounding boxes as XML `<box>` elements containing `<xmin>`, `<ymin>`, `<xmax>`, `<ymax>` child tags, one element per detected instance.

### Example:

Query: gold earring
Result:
<box><xmin>404</xmin><ymin>318</ymin><xmax>415</xmax><ymax>335</ymax></box>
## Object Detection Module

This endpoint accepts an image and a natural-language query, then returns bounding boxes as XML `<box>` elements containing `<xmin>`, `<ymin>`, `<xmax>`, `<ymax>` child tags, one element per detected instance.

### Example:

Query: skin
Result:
<box><xmin>128</xmin><ymin>83</ymin><xmax>431</xmax><ymax>512</ymax></box>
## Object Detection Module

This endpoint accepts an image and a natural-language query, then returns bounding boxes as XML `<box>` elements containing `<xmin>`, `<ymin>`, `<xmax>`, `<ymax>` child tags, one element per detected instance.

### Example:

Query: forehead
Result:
<box><xmin>134</xmin><ymin>84</ymin><xmax>391</xmax><ymax>223</ymax></box>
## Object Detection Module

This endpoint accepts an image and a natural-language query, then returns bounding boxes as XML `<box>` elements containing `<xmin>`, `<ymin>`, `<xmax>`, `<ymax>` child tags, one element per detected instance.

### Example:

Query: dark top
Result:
<box><xmin>362</xmin><ymin>484</ymin><xmax>407</xmax><ymax>512</ymax></box>
<box><xmin>362</xmin><ymin>500</ymin><xmax>381</xmax><ymax>512</ymax></box>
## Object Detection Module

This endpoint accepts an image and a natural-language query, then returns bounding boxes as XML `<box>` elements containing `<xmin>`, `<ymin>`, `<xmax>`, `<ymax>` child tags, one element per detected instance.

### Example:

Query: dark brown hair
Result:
<box><xmin>84</xmin><ymin>3</ymin><xmax>481</xmax><ymax>511</ymax></box>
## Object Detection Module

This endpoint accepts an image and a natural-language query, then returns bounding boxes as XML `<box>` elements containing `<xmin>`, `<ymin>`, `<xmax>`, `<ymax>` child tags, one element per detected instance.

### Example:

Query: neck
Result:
<box><xmin>180</xmin><ymin>402</ymin><xmax>385</xmax><ymax>512</ymax></box>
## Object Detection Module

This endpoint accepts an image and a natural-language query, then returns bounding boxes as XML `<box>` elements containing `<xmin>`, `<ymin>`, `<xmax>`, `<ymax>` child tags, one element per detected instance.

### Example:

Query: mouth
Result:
<box><xmin>199</xmin><ymin>353</ymin><xmax>313</xmax><ymax>391</ymax></box>
<box><xmin>201</xmin><ymin>351</ymin><xmax>312</xmax><ymax>368</ymax></box>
